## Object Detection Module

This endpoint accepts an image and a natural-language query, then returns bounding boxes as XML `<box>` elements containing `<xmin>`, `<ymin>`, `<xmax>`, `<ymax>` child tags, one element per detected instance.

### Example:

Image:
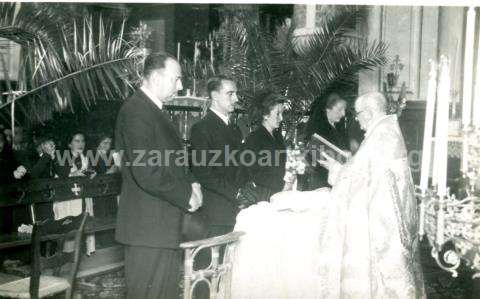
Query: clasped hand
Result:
<box><xmin>188</xmin><ymin>182</ymin><xmax>203</xmax><ymax>212</ymax></box>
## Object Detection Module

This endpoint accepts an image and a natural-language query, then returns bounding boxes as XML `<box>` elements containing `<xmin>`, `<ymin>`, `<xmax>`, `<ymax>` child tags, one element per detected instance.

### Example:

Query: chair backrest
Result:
<box><xmin>180</xmin><ymin>231</ymin><xmax>245</xmax><ymax>299</ymax></box>
<box><xmin>29</xmin><ymin>212</ymin><xmax>89</xmax><ymax>299</ymax></box>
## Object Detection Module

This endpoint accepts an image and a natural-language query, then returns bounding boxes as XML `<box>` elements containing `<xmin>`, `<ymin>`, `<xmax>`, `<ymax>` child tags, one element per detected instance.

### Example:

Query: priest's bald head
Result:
<box><xmin>354</xmin><ymin>92</ymin><xmax>387</xmax><ymax>131</ymax></box>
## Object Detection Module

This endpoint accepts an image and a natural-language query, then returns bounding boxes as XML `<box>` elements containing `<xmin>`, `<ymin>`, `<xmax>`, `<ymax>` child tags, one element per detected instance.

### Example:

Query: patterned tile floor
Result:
<box><xmin>80</xmin><ymin>240</ymin><xmax>480</xmax><ymax>298</ymax></box>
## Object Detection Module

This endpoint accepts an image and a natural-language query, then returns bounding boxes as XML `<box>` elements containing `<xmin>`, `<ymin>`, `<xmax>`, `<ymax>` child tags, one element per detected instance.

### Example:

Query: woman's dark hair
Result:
<box><xmin>324</xmin><ymin>93</ymin><xmax>347</xmax><ymax>110</ymax></box>
<box><xmin>249</xmin><ymin>90</ymin><xmax>286</xmax><ymax>125</ymax></box>
<box><xmin>304</xmin><ymin>92</ymin><xmax>347</xmax><ymax>141</ymax></box>
<box><xmin>95</xmin><ymin>134</ymin><xmax>112</xmax><ymax>147</ymax></box>
<box><xmin>66</xmin><ymin>131</ymin><xmax>85</xmax><ymax>146</ymax></box>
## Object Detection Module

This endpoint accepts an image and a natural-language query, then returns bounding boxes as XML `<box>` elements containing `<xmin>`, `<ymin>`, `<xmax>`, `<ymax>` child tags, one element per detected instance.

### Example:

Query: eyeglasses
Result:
<box><xmin>354</xmin><ymin>110</ymin><xmax>366</xmax><ymax>120</ymax></box>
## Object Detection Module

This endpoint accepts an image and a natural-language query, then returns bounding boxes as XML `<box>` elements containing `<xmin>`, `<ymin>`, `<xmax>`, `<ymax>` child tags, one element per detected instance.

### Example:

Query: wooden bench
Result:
<box><xmin>0</xmin><ymin>175</ymin><xmax>123</xmax><ymax>288</ymax></box>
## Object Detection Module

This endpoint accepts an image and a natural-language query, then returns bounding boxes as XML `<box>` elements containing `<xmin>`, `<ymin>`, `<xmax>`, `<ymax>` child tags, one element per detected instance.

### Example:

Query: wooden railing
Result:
<box><xmin>0</xmin><ymin>174</ymin><xmax>122</xmax><ymax>250</ymax></box>
<box><xmin>0</xmin><ymin>173</ymin><xmax>121</xmax><ymax>208</ymax></box>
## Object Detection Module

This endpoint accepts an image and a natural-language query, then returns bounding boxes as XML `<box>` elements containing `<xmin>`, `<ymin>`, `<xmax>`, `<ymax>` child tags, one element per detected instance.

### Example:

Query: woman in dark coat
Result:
<box><xmin>239</xmin><ymin>91</ymin><xmax>288</xmax><ymax>203</ymax></box>
<box><xmin>304</xmin><ymin>92</ymin><xmax>349</xmax><ymax>189</ymax></box>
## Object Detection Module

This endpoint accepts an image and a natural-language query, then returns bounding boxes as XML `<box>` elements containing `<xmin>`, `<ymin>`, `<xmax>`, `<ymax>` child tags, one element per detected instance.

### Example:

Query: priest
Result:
<box><xmin>317</xmin><ymin>91</ymin><xmax>425</xmax><ymax>298</ymax></box>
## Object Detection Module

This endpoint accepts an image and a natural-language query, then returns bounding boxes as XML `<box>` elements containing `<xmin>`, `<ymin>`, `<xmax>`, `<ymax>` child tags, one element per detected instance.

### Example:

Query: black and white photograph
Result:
<box><xmin>0</xmin><ymin>1</ymin><xmax>479</xmax><ymax>298</ymax></box>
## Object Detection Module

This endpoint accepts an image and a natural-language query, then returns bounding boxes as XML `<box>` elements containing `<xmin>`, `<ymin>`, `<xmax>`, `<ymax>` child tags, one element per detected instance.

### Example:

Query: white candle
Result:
<box><xmin>474</xmin><ymin>14</ymin><xmax>480</xmax><ymax>128</ymax></box>
<box><xmin>177</xmin><ymin>42</ymin><xmax>181</xmax><ymax>61</ymax></box>
<box><xmin>420</xmin><ymin>60</ymin><xmax>437</xmax><ymax>193</ymax></box>
<box><xmin>210</xmin><ymin>39</ymin><xmax>214</xmax><ymax>70</ymax></box>
<box><xmin>433</xmin><ymin>56</ymin><xmax>450</xmax><ymax>198</ymax></box>
<box><xmin>193</xmin><ymin>41</ymin><xmax>198</xmax><ymax>67</ymax></box>
<box><xmin>462</xmin><ymin>7</ymin><xmax>476</xmax><ymax>128</ymax></box>
<box><xmin>305</xmin><ymin>5</ymin><xmax>316</xmax><ymax>29</ymax></box>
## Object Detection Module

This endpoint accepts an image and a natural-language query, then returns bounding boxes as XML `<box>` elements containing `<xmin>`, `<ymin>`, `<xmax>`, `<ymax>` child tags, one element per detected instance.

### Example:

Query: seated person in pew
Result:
<box><xmin>28</xmin><ymin>136</ymin><xmax>60</xmax><ymax>222</ymax></box>
<box><xmin>54</xmin><ymin>132</ymin><xmax>96</xmax><ymax>255</ymax></box>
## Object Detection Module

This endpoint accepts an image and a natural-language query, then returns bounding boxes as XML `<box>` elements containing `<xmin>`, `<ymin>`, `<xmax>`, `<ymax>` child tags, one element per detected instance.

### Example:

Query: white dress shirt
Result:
<box><xmin>140</xmin><ymin>86</ymin><xmax>163</xmax><ymax>110</ymax></box>
<box><xmin>210</xmin><ymin>107</ymin><xmax>229</xmax><ymax>126</ymax></box>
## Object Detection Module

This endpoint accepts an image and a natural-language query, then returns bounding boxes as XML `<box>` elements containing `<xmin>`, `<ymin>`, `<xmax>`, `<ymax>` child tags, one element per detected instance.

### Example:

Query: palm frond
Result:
<box><xmin>0</xmin><ymin>5</ymin><xmax>142</xmax><ymax>124</ymax></box>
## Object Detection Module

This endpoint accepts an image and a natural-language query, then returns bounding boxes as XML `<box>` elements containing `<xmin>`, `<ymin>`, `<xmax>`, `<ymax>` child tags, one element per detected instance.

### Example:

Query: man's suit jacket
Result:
<box><xmin>189</xmin><ymin>110</ymin><xmax>243</xmax><ymax>226</ymax></box>
<box><xmin>115</xmin><ymin>89</ymin><xmax>193</xmax><ymax>249</ymax></box>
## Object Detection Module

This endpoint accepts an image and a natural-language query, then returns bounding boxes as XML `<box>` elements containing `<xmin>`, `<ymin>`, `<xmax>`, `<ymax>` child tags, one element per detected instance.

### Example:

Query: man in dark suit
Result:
<box><xmin>115</xmin><ymin>53</ymin><xmax>202</xmax><ymax>299</ymax></box>
<box><xmin>190</xmin><ymin>76</ymin><xmax>243</xmax><ymax>237</ymax></box>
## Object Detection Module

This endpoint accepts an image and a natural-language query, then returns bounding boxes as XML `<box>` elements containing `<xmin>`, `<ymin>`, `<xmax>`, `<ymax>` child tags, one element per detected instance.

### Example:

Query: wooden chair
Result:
<box><xmin>0</xmin><ymin>212</ymin><xmax>89</xmax><ymax>299</ymax></box>
<box><xmin>180</xmin><ymin>231</ymin><xmax>245</xmax><ymax>299</ymax></box>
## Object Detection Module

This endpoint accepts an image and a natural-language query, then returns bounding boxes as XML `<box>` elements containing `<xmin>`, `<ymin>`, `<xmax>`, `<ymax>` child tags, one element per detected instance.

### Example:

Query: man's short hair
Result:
<box><xmin>207</xmin><ymin>75</ymin><xmax>235</xmax><ymax>98</ymax></box>
<box><xmin>143</xmin><ymin>53</ymin><xmax>176</xmax><ymax>78</ymax></box>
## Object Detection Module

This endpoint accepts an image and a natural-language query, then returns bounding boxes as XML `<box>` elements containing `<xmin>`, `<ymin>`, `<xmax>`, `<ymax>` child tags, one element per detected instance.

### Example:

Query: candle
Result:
<box><xmin>474</xmin><ymin>13</ymin><xmax>480</xmax><ymax>128</ymax></box>
<box><xmin>420</xmin><ymin>60</ymin><xmax>437</xmax><ymax>193</ymax></box>
<box><xmin>193</xmin><ymin>41</ymin><xmax>198</xmax><ymax>67</ymax></box>
<box><xmin>176</xmin><ymin>42</ymin><xmax>181</xmax><ymax>61</ymax></box>
<box><xmin>305</xmin><ymin>5</ymin><xmax>316</xmax><ymax>29</ymax></box>
<box><xmin>210</xmin><ymin>39</ymin><xmax>214</xmax><ymax>70</ymax></box>
<box><xmin>462</xmin><ymin>7</ymin><xmax>476</xmax><ymax>128</ymax></box>
<box><xmin>433</xmin><ymin>56</ymin><xmax>450</xmax><ymax>197</ymax></box>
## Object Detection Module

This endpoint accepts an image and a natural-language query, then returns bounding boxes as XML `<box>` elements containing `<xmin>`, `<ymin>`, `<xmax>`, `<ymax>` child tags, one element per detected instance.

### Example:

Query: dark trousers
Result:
<box><xmin>194</xmin><ymin>225</ymin><xmax>234</xmax><ymax>299</ymax></box>
<box><xmin>124</xmin><ymin>245</ymin><xmax>182</xmax><ymax>299</ymax></box>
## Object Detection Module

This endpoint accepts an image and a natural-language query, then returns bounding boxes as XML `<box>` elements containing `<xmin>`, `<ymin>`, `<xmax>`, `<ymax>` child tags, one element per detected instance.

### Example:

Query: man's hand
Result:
<box><xmin>13</xmin><ymin>165</ymin><xmax>27</xmax><ymax>179</ymax></box>
<box><xmin>317</xmin><ymin>152</ymin><xmax>340</xmax><ymax>171</ymax></box>
<box><xmin>188</xmin><ymin>182</ymin><xmax>203</xmax><ymax>212</ymax></box>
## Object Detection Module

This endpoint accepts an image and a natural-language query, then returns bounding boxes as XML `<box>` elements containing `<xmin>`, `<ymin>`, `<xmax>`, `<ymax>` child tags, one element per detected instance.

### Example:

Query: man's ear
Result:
<box><xmin>150</xmin><ymin>69</ymin><xmax>164</xmax><ymax>83</ymax></box>
<box><xmin>210</xmin><ymin>90</ymin><xmax>219</xmax><ymax>100</ymax></box>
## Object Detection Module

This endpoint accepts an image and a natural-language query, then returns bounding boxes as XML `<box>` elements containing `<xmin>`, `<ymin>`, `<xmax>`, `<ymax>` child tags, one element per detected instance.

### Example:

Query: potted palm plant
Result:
<box><xmin>179</xmin><ymin>6</ymin><xmax>388</xmax><ymax>142</ymax></box>
<box><xmin>0</xmin><ymin>2</ymin><xmax>143</xmax><ymax>128</ymax></box>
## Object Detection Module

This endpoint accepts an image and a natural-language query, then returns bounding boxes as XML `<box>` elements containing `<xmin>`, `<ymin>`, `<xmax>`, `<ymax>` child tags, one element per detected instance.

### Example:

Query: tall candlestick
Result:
<box><xmin>462</xmin><ymin>7</ymin><xmax>476</xmax><ymax>128</ymax></box>
<box><xmin>420</xmin><ymin>60</ymin><xmax>437</xmax><ymax>194</ymax></box>
<box><xmin>474</xmin><ymin>13</ymin><xmax>480</xmax><ymax>128</ymax></box>
<box><xmin>433</xmin><ymin>56</ymin><xmax>450</xmax><ymax>197</ymax></box>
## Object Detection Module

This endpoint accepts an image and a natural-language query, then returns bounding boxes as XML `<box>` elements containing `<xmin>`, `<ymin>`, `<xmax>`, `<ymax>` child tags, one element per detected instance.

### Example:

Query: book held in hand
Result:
<box><xmin>309</xmin><ymin>133</ymin><xmax>349</xmax><ymax>164</ymax></box>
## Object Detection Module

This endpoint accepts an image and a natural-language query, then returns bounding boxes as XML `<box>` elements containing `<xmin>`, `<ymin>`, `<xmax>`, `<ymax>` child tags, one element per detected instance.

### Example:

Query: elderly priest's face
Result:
<box><xmin>354</xmin><ymin>100</ymin><xmax>371</xmax><ymax>131</ymax></box>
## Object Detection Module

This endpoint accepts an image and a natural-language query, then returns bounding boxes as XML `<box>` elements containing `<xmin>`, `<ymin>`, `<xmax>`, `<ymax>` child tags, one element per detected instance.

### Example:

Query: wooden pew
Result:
<box><xmin>0</xmin><ymin>174</ymin><xmax>123</xmax><ymax>284</ymax></box>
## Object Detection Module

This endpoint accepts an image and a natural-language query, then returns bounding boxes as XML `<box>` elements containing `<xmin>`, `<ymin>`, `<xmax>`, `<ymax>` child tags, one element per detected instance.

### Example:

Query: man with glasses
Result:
<box><xmin>317</xmin><ymin>91</ymin><xmax>424</xmax><ymax>298</ymax></box>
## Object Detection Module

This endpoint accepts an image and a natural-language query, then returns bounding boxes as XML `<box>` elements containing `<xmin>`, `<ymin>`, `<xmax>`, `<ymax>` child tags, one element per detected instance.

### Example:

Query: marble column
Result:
<box><xmin>358</xmin><ymin>6</ymin><xmax>383</xmax><ymax>94</ymax></box>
